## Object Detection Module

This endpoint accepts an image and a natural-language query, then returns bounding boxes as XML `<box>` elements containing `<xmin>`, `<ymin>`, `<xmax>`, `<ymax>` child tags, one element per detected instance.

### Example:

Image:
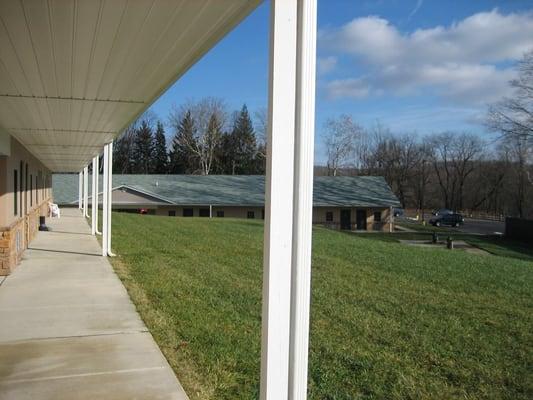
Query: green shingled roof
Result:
<box><xmin>52</xmin><ymin>174</ymin><xmax>400</xmax><ymax>208</ymax></box>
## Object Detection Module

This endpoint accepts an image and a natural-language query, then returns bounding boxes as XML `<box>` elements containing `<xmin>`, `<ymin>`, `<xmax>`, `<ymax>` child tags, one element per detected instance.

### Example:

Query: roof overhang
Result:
<box><xmin>0</xmin><ymin>0</ymin><xmax>261</xmax><ymax>172</ymax></box>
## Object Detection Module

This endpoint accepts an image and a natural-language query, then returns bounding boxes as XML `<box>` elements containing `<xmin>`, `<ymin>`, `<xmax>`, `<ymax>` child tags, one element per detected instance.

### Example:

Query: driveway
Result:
<box><xmin>458</xmin><ymin>218</ymin><xmax>505</xmax><ymax>235</ymax></box>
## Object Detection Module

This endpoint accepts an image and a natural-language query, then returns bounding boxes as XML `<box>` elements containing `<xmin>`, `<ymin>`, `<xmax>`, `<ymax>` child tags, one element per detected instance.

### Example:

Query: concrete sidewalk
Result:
<box><xmin>0</xmin><ymin>208</ymin><xmax>188</xmax><ymax>400</ymax></box>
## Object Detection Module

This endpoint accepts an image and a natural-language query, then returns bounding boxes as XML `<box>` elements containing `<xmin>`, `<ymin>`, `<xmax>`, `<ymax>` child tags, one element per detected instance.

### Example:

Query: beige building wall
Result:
<box><xmin>145</xmin><ymin>204</ymin><xmax>394</xmax><ymax>231</ymax></box>
<box><xmin>154</xmin><ymin>206</ymin><xmax>264</xmax><ymax>219</ymax></box>
<box><xmin>0</xmin><ymin>136</ymin><xmax>52</xmax><ymax>275</ymax></box>
<box><xmin>313</xmin><ymin>206</ymin><xmax>393</xmax><ymax>232</ymax></box>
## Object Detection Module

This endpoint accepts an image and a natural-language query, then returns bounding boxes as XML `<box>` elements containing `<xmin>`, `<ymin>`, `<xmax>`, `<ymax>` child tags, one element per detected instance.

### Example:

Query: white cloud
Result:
<box><xmin>317</xmin><ymin>56</ymin><xmax>337</xmax><ymax>75</ymax></box>
<box><xmin>319</xmin><ymin>9</ymin><xmax>533</xmax><ymax>103</ymax></box>
<box><xmin>326</xmin><ymin>78</ymin><xmax>370</xmax><ymax>99</ymax></box>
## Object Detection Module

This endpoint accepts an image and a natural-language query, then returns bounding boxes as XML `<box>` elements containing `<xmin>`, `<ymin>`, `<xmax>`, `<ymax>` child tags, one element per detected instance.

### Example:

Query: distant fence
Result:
<box><xmin>505</xmin><ymin>218</ymin><xmax>533</xmax><ymax>242</ymax></box>
<box><xmin>403</xmin><ymin>209</ymin><xmax>506</xmax><ymax>222</ymax></box>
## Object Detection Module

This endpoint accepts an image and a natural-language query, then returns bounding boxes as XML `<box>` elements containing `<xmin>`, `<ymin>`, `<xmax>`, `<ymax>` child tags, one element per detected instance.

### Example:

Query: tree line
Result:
<box><xmin>113</xmin><ymin>99</ymin><xmax>265</xmax><ymax>175</ymax></box>
<box><xmin>112</xmin><ymin>51</ymin><xmax>532</xmax><ymax>219</ymax></box>
<box><xmin>321</xmin><ymin>51</ymin><xmax>533</xmax><ymax>218</ymax></box>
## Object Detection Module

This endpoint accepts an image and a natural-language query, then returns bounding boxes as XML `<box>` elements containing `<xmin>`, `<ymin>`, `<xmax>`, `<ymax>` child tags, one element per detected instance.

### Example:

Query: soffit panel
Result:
<box><xmin>0</xmin><ymin>0</ymin><xmax>261</xmax><ymax>172</ymax></box>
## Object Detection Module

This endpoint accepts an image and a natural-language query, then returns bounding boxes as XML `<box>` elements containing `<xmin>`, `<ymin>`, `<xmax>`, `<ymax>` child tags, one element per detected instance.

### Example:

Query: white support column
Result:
<box><xmin>260</xmin><ymin>0</ymin><xmax>298</xmax><ymax>399</ymax></box>
<box><xmin>95</xmin><ymin>154</ymin><xmax>101</xmax><ymax>235</ymax></box>
<box><xmin>91</xmin><ymin>157</ymin><xmax>97</xmax><ymax>235</ymax></box>
<box><xmin>289</xmin><ymin>0</ymin><xmax>317</xmax><ymax>399</ymax></box>
<box><xmin>78</xmin><ymin>172</ymin><xmax>83</xmax><ymax>209</ymax></box>
<box><xmin>83</xmin><ymin>166</ymin><xmax>89</xmax><ymax>217</ymax></box>
<box><xmin>102</xmin><ymin>145</ymin><xmax>109</xmax><ymax>257</ymax></box>
<box><xmin>106</xmin><ymin>142</ymin><xmax>115</xmax><ymax>256</ymax></box>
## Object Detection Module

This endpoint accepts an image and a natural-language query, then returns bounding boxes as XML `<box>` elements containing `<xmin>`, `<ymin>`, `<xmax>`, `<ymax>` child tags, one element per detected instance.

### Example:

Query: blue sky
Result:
<box><xmin>149</xmin><ymin>0</ymin><xmax>533</xmax><ymax>163</ymax></box>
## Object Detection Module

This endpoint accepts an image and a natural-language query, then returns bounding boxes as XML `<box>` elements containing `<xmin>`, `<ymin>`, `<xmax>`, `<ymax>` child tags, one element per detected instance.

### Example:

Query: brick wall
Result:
<box><xmin>0</xmin><ymin>197</ymin><xmax>50</xmax><ymax>275</ymax></box>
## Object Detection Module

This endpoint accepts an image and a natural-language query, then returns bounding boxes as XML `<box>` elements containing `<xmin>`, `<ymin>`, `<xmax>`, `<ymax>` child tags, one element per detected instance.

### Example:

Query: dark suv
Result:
<box><xmin>429</xmin><ymin>213</ymin><xmax>464</xmax><ymax>227</ymax></box>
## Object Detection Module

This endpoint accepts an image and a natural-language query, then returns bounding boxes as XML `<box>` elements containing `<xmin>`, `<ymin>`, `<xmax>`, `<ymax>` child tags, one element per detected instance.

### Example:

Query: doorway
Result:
<box><xmin>356</xmin><ymin>209</ymin><xmax>367</xmax><ymax>230</ymax></box>
<box><xmin>340</xmin><ymin>209</ymin><xmax>351</xmax><ymax>230</ymax></box>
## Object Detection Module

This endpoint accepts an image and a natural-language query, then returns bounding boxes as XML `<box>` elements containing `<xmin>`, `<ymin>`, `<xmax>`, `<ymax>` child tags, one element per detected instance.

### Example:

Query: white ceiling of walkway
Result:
<box><xmin>0</xmin><ymin>0</ymin><xmax>260</xmax><ymax>172</ymax></box>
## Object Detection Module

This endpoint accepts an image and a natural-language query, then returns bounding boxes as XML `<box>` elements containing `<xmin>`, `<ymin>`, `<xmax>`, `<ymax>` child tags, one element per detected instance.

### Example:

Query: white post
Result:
<box><xmin>78</xmin><ymin>172</ymin><xmax>83</xmax><ymax>209</ymax></box>
<box><xmin>91</xmin><ymin>157</ymin><xmax>97</xmax><ymax>235</ymax></box>
<box><xmin>106</xmin><ymin>142</ymin><xmax>115</xmax><ymax>256</ymax></box>
<box><xmin>389</xmin><ymin>206</ymin><xmax>393</xmax><ymax>233</ymax></box>
<box><xmin>260</xmin><ymin>0</ymin><xmax>298</xmax><ymax>398</ymax></box>
<box><xmin>289</xmin><ymin>0</ymin><xmax>316</xmax><ymax>399</ymax></box>
<box><xmin>209</xmin><ymin>205</ymin><xmax>212</xmax><ymax>218</ymax></box>
<box><xmin>95</xmin><ymin>154</ymin><xmax>102</xmax><ymax>235</ymax></box>
<box><xmin>83</xmin><ymin>166</ymin><xmax>89</xmax><ymax>217</ymax></box>
<box><xmin>102</xmin><ymin>145</ymin><xmax>109</xmax><ymax>257</ymax></box>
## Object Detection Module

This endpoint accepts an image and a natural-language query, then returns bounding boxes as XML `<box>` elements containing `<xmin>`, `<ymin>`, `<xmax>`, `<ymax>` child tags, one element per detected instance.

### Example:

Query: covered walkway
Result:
<box><xmin>0</xmin><ymin>208</ymin><xmax>188</xmax><ymax>400</ymax></box>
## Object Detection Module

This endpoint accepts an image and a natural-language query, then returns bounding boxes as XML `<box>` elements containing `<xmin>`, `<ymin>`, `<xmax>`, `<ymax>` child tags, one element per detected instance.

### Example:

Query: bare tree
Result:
<box><xmin>487</xmin><ymin>50</ymin><xmax>533</xmax><ymax>144</ymax></box>
<box><xmin>411</xmin><ymin>139</ymin><xmax>433</xmax><ymax>219</ymax></box>
<box><xmin>168</xmin><ymin>97</ymin><xmax>227</xmax><ymax>175</ymax></box>
<box><xmin>322</xmin><ymin>114</ymin><xmax>363</xmax><ymax>176</ymax></box>
<box><xmin>430</xmin><ymin>132</ymin><xmax>484</xmax><ymax>210</ymax></box>
<box><xmin>371</xmin><ymin>133</ymin><xmax>420</xmax><ymax>207</ymax></box>
<box><xmin>499</xmin><ymin>135</ymin><xmax>532</xmax><ymax>217</ymax></box>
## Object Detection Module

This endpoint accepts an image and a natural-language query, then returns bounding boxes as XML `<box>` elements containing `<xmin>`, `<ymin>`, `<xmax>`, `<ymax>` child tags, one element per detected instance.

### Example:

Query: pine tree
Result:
<box><xmin>153</xmin><ymin>121</ymin><xmax>168</xmax><ymax>174</ymax></box>
<box><xmin>113</xmin><ymin>127</ymin><xmax>136</xmax><ymax>173</ymax></box>
<box><xmin>229</xmin><ymin>104</ymin><xmax>258</xmax><ymax>174</ymax></box>
<box><xmin>169</xmin><ymin>110</ymin><xmax>197</xmax><ymax>173</ymax></box>
<box><xmin>132</xmin><ymin>120</ymin><xmax>154</xmax><ymax>174</ymax></box>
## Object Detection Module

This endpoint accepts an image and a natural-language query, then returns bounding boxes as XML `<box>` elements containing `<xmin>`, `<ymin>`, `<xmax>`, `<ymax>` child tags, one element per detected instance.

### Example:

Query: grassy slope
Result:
<box><xmin>110</xmin><ymin>213</ymin><xmax>533</xmax><ymax>400</ymax></box>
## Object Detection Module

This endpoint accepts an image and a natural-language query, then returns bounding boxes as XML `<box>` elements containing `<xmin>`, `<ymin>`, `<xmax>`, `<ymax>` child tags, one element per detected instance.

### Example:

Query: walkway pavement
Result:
<box><xmin>0</xmin><ymin>208</ymin><xmax>188</xmax><ymax>400</ymax></box>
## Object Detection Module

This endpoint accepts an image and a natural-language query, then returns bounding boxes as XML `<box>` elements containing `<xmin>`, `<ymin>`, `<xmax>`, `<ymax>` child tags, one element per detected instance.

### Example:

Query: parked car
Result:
<box><xmin>429</xmin><ymin>213</ymin><xmax>465</xmax><ymax>227</ymax></box>
<box><xmin>432</xmin><ymin>208</ymin><xmax>453</xmax><ymax>216</ymax></box>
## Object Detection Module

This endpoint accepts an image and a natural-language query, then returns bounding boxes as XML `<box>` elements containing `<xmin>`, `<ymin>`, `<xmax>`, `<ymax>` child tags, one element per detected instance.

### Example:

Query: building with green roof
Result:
<box><xmin>53</xmin><ymin>174</ymin><xmax>400</xmax><ymax>231</ymax></box>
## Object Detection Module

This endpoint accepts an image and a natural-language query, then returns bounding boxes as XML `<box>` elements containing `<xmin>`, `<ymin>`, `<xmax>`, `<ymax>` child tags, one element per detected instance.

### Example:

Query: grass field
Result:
<box><xmin>109</xmin><ymin>213</ymin><xmax>533</xmax><ymax>400</ymax></box>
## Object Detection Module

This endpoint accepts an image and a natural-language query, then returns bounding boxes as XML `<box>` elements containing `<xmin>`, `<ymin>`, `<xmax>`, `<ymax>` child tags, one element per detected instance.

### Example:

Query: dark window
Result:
<box><xmin>14</xmin><ymin>169</ymin><xmax>18</xmax><ymax>215</ymax></box>
<box><xmin>374</xmin><ymin>211</ymin><xmax>382</xmax><ymax>222</ymax></box>
<box><xmin>261</xmin><ymin>208</ymin><xmax>265</xmax><ymax>219</ymax></box>
<box><xmin>168</xmin><ymin>210</ymin><xmax>176</xmax><ymax>217</ymax></box>
<box><xmin>326</xmin><ymin>211</ymin><xmax>333</xmax><ymax>222</ymax></box>
<box><xmin>216</xmin><ymin>211</ymin><xmax>224</xmax><ymax>218</ymax></box>
<box><xmin>183</xmin><ymin>208</ymin><xmax>193</xmax><ymax>217</ymax></box>
<box><xmin>25</xmin><ymin>163</ymin><xmax>28</xmax><ymax>212</ymax></box>
<box><xmin>30</xmin><ymin>175</ymin><xmax>33</xmax><ymax>206</ymax></box>
<box><xmin>19</xmin><ymin>161</ymin><xmax>23</xmax><ymax>213</ymax></box>
<box><xmin>199</xmin><ymin>208</ymin><xmax>210</xmax><ymax>217</ymax></box>
<box><xmin>247</xmin><ymin>211</ymin><xmax>255</xmax><ymax>219</ymax></box>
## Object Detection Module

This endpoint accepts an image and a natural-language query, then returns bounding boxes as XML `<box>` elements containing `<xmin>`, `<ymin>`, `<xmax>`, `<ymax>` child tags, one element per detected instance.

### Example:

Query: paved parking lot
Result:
<box><xmin>458</xmin><ymin>219</ymin><xmax>505</xmax><ymax>235</ymax></box>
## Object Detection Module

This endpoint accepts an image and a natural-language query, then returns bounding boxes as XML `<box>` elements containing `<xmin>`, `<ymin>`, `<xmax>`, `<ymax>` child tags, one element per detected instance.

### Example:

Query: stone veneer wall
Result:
<box><xmin>0</xmin><ymin>197</ymin><xmax>50</xmax><ymax>276</ymax></box>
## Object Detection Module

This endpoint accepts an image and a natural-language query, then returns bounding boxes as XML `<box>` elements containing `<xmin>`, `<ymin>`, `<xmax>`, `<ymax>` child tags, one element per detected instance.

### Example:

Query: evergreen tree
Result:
<box><xmin>228</xmin><ymin>104</ymin><xmax>258</xmax><ymax>174</ymax></box>
<box><xmin>153</xmin><ymin>121</ymin><xmax>168</xmax><ymax>174</ymax></box>
<box><xmin>169</xmin><ymin>110</ymin><xmax>197</xmax><ymax>173</ymax></box>
<box><xmin>113</xmin><ymin>127</ymin><xmax>136</xmax><ymax>173</ymax></box>
<box><xmin>132</xmin><ymin>120</ymin><xmax>154</xmax><ymax>174</ymax></box>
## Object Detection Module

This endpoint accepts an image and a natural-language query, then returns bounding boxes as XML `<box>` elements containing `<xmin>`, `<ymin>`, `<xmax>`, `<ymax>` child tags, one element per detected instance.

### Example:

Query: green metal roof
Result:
<box><xmin>52</xmin><ymin>174</ymin><xmax>400</xmax><ymax>208</ymax></box>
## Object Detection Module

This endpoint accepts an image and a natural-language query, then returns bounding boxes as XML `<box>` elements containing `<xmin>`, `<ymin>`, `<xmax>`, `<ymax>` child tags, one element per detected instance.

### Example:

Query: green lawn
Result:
<box><xmin>109</xmin><ymin>213</ymin><xmax>533</xmax><ymax>400</ymax></box>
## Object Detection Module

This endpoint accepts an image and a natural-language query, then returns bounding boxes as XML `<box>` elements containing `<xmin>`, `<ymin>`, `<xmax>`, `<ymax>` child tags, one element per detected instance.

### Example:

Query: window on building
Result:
<box><xmin>183</xmin><ymin>208</ymin><xmax>193</xmax><ymax>217</ymax></box>
<box><xmin>326</xmin><ymin>211</ymin><xmax>333</xmax><ymax>222</ymax></box>
<box><xmin>168</xmin><ymin>210</ymin><xmax>176</xmax><ymax>217</ymax></box>
<box><xmin>216</xmin><ymin>211</ymin><xmax>224</xmax><ymax>217</ymax></box>
<box><xmin>25</xmin><ymin>163</ymin><xmax>28</xmax><ymax>210</ymax></box>
<box><xmin>374</xmin><ymin>211</ymin><xmax>382</xmax><ymax>222</ymax></box>
<box><xmin>14</xmin><ymin>169</ymin><xmax>18</xmax><ymax>215</ymax></box>
<box><xmin>199</xmin><ymin>208</ymin><xmax>210</xmax><ymax>217</ymax></box>
<box><xmin>19</xmin><ymin>161</ymin><xmax>23</xmax><ymax>213</ymax></box>
<box><xmin>247</xmin><ymin>211</ymin><xmax>255</xmax><ymax>219</ymax></box>
<box><xmin>30</xmin><ymin>175</ymin><xmax>33</xmax><ymax>206</ymax></box>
